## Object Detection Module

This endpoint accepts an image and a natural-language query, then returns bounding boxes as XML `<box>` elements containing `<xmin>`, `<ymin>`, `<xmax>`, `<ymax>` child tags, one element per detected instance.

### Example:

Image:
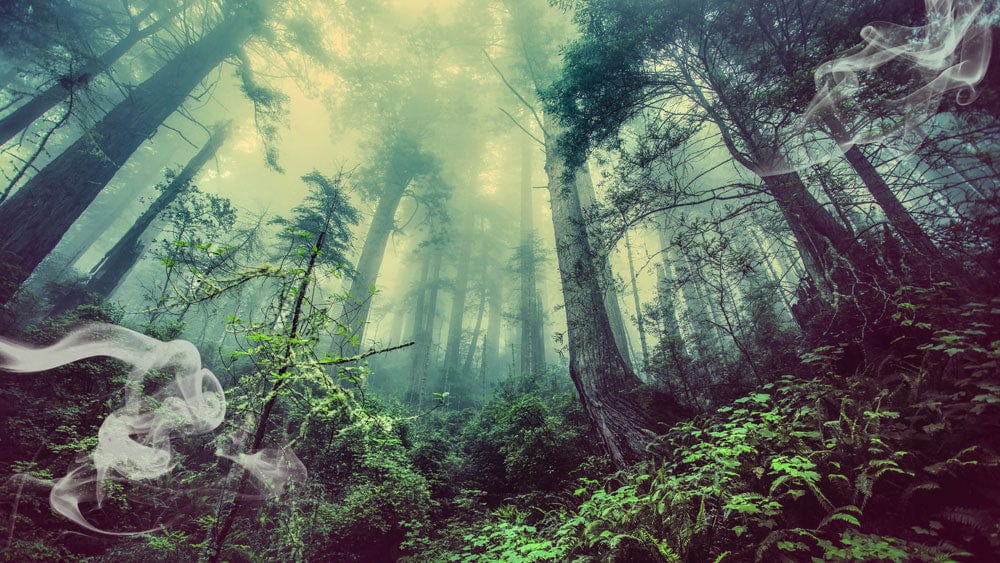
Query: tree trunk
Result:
<box><xmin>0</xmin><ymin>11</ymin><xmax>255</xmax><ymax>304</ymax></box>
<box><xmin>442</xmin><ymin>221</ymin><xmax>473</xmax><ymax>388</ymax></box>
<box><xmin>344</xmin><ymin>175</ymin><xmax>411</xmax><ymax>353</ymax></box>
<box><xmin>813</xmin><ymin>164</ymin><xmax>857</xmax><ymax>238</ymax></box>
<box><xmin>518</xmin><ymin>138</ymin><xmax>546</xmax><ymax>375</ymax></box>
<box><xmin>654</xmin><ymin>263</ymin><xmax>687</xmax><ymax>357</ymax></box>
<box><xmin>0</xmin><ymin>2</ymin><xmax>181</xmax><ymax>147</ymax></box>
<box><xmin>544</xmin><ymin>117</ymin><xmax>683</xmax><ymax>468</ymax></box>
<box><xmin>461</xmin><ymin>286</ymin><xmax>487</xmax><ymax>380</ymax></box>
<box><xmin>749</xmin><ymin>227</ymin><xmax>795</xmax><ymax>316</ymax></box>
<box><xmin>820</xmin><ymin>112</ymin><xmax>944</xmax><ymax>263</ymax></box>
<box><xmin>480</xmin><ymin>273</ymin><xmax>502</xmax><ymax>386</ymax></box>
<box><xmin>575</xmin><ymin>165</ymin><xmax>634</xmax><ymax>370</ymax></box>
<box><xmin>761</xmin><ymin>170</ymin><xmax>885</xmax><ymax>289</ymax></box>
<box><xmin>410</xmin><ymin>248</ymin><xmax>442</xmax><ymax>407</ymax></box>
<box><xmin>51</xmin><ymin>121</ymin><xmax>231</xmax><ymax>316</ymax></box>
<box><xmin>624</xmin><ymin>230</ymin><xmax>649</xmax><ymax>366</ymax></box>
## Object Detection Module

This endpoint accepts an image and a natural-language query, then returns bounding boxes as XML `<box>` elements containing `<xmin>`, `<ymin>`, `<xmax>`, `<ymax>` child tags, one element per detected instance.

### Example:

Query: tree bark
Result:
<box><xmin>0</xmin><ymin>1</ymin><xmax>182</xmax><ymax>147</ymax></box>
<box><xmin>0</xmin><ymin>10</ymin><xmax>256</xmax><ymax>304</ymax></box>
<box><xmin>51</xmin><ymin>121</ymin><xmax>231</xmax><ymax>316</ymax></box>
<box><xmin>343</xmin><ymin>175</ymin><xmax>411</xmax><ymax>353</ymax></box>
<box><xmin>544</xmin><ymin>117</ymin><xmax>683</xmax><ymax>468</ymax></box>
<box><xmin>576</xmin><ymin>165</ymin><xmax>634</xmax><ymax>370</ymax></box>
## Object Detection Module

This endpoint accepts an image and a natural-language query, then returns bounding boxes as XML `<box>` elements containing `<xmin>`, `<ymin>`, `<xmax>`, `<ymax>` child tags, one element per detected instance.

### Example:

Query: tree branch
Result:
<box><xmin>498</xmin><ymin>106</ymin><xmax>545</xmax><ymax>146</ymax></box>
<box><xmin>324</xmin><ymin>340</ymin><xmax>415</xmax><ymax>365</ymax></box>
<box><xmin>482</xmin><ymin>49</ymin><xmax>547</xmax><ymax>136</ymax></box>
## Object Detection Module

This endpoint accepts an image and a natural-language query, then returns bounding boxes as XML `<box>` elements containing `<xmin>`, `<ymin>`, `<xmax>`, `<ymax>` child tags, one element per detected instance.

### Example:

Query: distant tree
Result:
<box><xmin>342</xmin><ymin>132</ymin><xmax>438</xmax><ymax>355</ymax></box>
<box><xmin>48</xmin><ymin>121</ymin><xmax>232</xmax><ymax>317</ymax></box>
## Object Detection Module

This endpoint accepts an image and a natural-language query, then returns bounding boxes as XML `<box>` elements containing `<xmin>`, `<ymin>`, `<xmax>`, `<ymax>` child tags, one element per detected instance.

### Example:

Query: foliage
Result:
<box><xmin>412</xmin><ymin>287</ymin><xmax>1000</xmax><ymax>561</ymax></box>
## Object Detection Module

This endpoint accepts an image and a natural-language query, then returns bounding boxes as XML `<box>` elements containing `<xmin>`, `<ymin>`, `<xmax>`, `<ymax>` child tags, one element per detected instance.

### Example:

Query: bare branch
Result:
<box><xmin>482</xmin><ymin>49</ymin><xmax>547</xmax><ymax>136</ymax></box>
<box><xmin>498</xmin><ymin>106</ymin><xmax>544</xmax><ymax>147</ymax></box>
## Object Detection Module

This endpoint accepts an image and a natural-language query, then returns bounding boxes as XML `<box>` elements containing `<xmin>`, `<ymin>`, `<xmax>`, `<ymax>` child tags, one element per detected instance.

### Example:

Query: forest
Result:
<box><xmin>0</xmin><ymin>0</ymin><xmax>998</xmax><ymax>561</ymax></box>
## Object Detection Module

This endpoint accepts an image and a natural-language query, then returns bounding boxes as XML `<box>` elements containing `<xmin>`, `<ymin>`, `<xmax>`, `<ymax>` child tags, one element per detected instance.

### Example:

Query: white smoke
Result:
<box><xmin>0</xmin><ymin>323</ymin><xmax>306</xmax><ymax>534</ymax></box>
<box><xmin>760</xmin><ymin>0</ymin><xmax>994</xmax><ymax>175</ymax></box>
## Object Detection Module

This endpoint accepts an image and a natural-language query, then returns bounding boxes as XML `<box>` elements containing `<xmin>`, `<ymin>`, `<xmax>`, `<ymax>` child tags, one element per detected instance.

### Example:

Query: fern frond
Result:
<box><xmin>939</xmin><ymin>507</ymin><xmax>994</xmax><ymax>534</ymax></box>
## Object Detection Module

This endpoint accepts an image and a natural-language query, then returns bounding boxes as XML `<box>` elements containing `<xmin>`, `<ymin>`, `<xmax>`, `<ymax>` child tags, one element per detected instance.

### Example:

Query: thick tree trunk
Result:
<box><xmin>0</xmin><ymin>11</ymin><xmax>255</xmax><ymax>304</ymax></box>
<box><xmin>575</xmin><ymin>165</ymin><xmax>634</xmax><ymax>370</ymax></box>
<box><xmin>761</xmin><ymin>170</ymin><xmax>886</xmax><ymax>288</ymax></box>
<box><xmin>0</xmin><ymin>3</ymin><xmax>180</xmax><ymax>147</ymax></box>
<box><xmin>387</xmin><ymin>307</ymin><xmax>406</xmax><ymax>345</ymax></box>
<box><xmin>344</xmin><ymin>175</ymin><xmax>411</xmax><ymax>353</ymax></box>
<box><xmin>544</xmin><ymin>118</ymin><xmax>683</xmax><ymax>468</ymax></box>
<box><xmin>51</xmin><ymin>122</ymin><xmax>231</xmax><ymax>316</ymax></box>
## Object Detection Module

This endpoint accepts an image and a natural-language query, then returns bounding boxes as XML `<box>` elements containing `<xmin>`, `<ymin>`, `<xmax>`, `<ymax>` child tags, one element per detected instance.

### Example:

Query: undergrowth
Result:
<box><xmin>405</xmin><ymin>288</ymin><xmax>1000</xmax><ymax>562</ymax></box>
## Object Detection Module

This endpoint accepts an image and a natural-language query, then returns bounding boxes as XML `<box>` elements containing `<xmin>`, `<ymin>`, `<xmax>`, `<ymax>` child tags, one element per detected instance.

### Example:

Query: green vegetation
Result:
<box><xmin>1</xmin><ymin>0</ymin><xmax>998</xmax><ymax>561</ymax></box>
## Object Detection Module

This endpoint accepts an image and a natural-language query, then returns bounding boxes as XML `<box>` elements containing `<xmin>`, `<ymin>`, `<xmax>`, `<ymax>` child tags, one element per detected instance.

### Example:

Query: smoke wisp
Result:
<box><xmin>761</xmin><ymin>0</ymin><xmax>993</xmax><ymax>175</ymax></box>
<box><xmin>0</xmin><ymin>323</ymin><xmax>306</xmax><ymax>534</ymax></box>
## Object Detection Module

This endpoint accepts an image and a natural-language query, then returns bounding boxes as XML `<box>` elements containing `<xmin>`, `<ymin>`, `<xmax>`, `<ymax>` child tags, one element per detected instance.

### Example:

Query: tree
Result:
<box><xmin>342</xmin><ymin>133</ymin><xmax>438</xmax><ymax>355</ymax></box>
<box><xmin>442</xmin><ymin>215</ymin><xmax>474</xmax><ymax>390</ymax></box>
<box><xmin>0</xmin><ymin>0</ymin><xmax>188</xmax><ymax>147</ymax></box>
<box><xmin>204</xmin><ymin>170</ymin><xmax>359</xmax><ymax>561</ymax></box>
<box><xmin>489</xmin><ymin>0</ymin><xmax>687</xmax><ymax>467</ymax></box>
<box><xmin>517</xmin><ymin>138</ymin><xmax>547</xmax><ymax>376</ymax></box>
<box><xmin>546</xmin><ymin>0</ymin><xmax>892</xmax><ymax>311</ymax></box>
<box><xmin>0</xmin><ymin>2</ymin><xmax>268</xmax><ymax>304</ymax></box>
<box><xmin>49</xmin><ymin>121</ymin><xmax>232</xmax><ymax>316</ymax></box>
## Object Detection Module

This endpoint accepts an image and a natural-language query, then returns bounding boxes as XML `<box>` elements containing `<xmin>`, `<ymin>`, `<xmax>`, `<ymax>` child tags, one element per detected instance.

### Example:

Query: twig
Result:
<box><xmin>482</xmin><ymin>49</ymin><xmax>547</xmax><ymax>136</ymax></box>
<box><xmin>498</xmin><ymin>106</ymin><xmax>544</xmax><ymax>146</ymax></box>
<box><xmin>326</xmin><ymin>340</ymin><xmax>415</xmax><ymax>365</ymax></box>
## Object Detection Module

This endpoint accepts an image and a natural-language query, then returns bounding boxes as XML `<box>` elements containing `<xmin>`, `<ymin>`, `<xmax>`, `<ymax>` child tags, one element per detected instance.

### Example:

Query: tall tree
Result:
<box><xmin>547</xmin><ymin>0</ymin><xmax>891</xmax><ymax>307</ymax></box>
<box><xmin>0</xmin><ymin>0</ymin><xmax>187</xmax><ymax>147</ymax></box>
<box><xmin>577</xmin><ymin>165</ymin><xmax>634</xmax><ymax>369</ymax></box>
<box><xmin>408</xmin><ymin>245</ymin><xmax>444</xmax><ymax>407</ymax></box>
<box><xmin>492</xmin><ymin>0</ymin><xmax>686</xmax><ymax>466</ymax></box>
<box><xmin>442</xmin><ymin>215</ymin><xmax>474</xmax><ymax>388</ymax></box>
<box><xmin>517</xmin><ymin>138</ymin><xmax>546</xmax><ymax>376</ymax></box>
<box><xmin>50</xmin><ymin>121</ymin><xmax>232</xmax><ymax>316</ymax></box>
<box><xmin>342</xmin><ymin>133</ymin><xmax>437</xmax><ymax>353</ymax></box>
<box><xmin>0</xmin><ymin>4</ymin><xmax>266</xmax><ymax>304</ymax></box>
<box><xmin>624</xmin><ymin>230</ymin><xmax>649</xmax><ymax>366</ymax></box>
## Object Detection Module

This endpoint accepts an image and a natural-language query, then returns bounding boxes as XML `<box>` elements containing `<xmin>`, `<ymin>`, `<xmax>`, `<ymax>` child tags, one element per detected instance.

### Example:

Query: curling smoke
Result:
<box><xmin>0</xmin><ymin>324</ymin><xmax>305</xmax><ymax>534</ymax></box>
<box><xmin>761</xmin><ymin>0</ymin><xmax>994</xmax><ymax>175</ymax></box>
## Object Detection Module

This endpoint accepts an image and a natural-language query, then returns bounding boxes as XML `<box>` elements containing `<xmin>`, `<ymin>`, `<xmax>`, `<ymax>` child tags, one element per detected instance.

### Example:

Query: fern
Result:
<box><xmin>939</xmin><ymin>506</ymin><xmax>994</xmax><ymax>534</ymax></box>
